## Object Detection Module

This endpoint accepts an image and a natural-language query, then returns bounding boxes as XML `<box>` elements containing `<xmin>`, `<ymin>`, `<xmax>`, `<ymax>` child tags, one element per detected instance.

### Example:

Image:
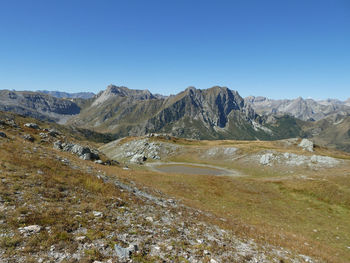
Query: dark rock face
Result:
<box><xmin>0</xmin><ymin>90</ymin><xmax>81</xmax><ymax>123</ymax></box>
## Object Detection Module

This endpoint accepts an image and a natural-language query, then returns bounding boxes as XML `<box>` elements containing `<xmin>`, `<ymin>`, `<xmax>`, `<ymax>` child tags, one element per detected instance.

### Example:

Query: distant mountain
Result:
<box><xmin>303</xmin><ymin>115</ymin><xmax>350</xmax><ymax>153</ymax></box>
<box><xmin>245</xmin><ymin>96</ymin><xmax>350</xmax><ymax>121</ymax></box>
<box><xmin>91</xmin><ymin>85</ymin><xmax>155</xmax><ymax>107</ymax></box>
<box><xmin>0</xmin><ymin>90</ymin><xmax>81</xmax><ymax>123</ymax></box>
<box><xmin>68</xmin><ymin>85</ymin><xmax>304</xmax><ymax>140</ymax></box>
<box><xmin>37</xmin><ymin>90</ymin><xmax>95</xmax><ymax>99</ymax></box>
<box><xmin>2</xmin><ymin>86</ymin><xmax>349</xmax><ymax>152</ymax></box>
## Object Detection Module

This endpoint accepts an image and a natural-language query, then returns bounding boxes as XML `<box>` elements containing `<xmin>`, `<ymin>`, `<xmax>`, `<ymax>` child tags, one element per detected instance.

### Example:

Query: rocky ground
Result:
<box><xmin>0</xmin><ymin>115</ymin><xmax>322</xmax><ymax>262</ymax></box>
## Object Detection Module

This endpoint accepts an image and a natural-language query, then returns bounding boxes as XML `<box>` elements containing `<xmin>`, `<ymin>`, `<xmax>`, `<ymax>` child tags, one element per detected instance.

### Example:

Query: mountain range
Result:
<box><xmin>36</xmin><ymin>90</ymin><xmax>95</xmax><ymax>99</ymax></box>
<box><xmin>0</xmin><ymin>85</ymin><xmax>349</xmax><ymax>151</ymax></box>
<box><xmin>245</xmin><ymin>96</ymin><xmax>350</xmax><ymax>121</ymax></box>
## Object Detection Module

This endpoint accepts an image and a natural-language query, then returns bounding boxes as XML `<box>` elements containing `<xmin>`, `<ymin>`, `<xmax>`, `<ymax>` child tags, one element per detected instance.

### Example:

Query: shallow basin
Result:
<box><xmin>153</xmin><ymin>164</ymin><xmax>227</xmax><ymax>176</ymax></box>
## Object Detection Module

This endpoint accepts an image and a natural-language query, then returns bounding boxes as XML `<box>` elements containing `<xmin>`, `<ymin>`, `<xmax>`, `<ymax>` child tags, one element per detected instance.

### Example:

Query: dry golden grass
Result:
<box><xmin>100</xmin><ymin>137</ymin><xmax>350</xmax><ymax>263</ymax></box>
<box><xmin>0</xmin><ymin>133</ymin><xmax>130</xmax><ymax>261</ymax></box>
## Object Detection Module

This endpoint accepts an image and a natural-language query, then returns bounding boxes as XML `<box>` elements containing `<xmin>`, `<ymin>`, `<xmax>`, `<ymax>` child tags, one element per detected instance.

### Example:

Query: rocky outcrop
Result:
<box><xmin>53</xmin><ymin>140</ymin><xmax>100</xmax><ymax>161</ymax></box>
<box><xmin>99</xmin><ymin>137</ymin><xmax>179</xmax><ymax>164</ymax></box>
<box><xmin>298</xmin><ymin>138</ymin><xmax>314</xmax><ymax>152</ymax></box>
<box><xmin>258</xmin><ymin>151</ymin><xmax>340</xmax><ymax>167</ymax></box>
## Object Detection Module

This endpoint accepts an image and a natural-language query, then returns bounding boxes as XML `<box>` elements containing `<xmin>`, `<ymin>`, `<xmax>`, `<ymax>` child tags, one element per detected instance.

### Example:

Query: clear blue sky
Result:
<box><xmin>0</xmin><ymin>0</ymin><xmax>349</xmax><ymax>99</ymax></box>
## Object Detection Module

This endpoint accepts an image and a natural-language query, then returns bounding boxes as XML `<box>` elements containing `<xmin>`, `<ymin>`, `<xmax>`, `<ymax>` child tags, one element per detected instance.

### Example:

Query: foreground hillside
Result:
<box><xmin>100</xmin><ymin>135</ymin><xmax>350</xmax><ymax>263</ymax></box>
<box><xmin>0</xmin><ymin>113</ymin><xmax>327</xmax><ymax>262</ymax></box>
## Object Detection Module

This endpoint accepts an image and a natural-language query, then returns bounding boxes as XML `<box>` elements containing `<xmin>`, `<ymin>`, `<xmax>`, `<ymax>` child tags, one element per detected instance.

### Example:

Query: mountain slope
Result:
<box><xmin>302</xmin><ymin>115</ymin><xmax>350</xmax><ymax>152</ymax></box>
<box><xmin>0</xmin><ymin>90</ymin><xmax>81</xmax><ymax>123</ymax></box>
<box><xmin>69</xmin><ymin>85</ymin><xmax>304</xmax><ymax>140</ymax></box>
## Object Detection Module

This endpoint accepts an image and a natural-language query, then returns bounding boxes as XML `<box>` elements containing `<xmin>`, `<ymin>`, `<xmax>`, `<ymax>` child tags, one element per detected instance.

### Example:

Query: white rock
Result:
<box><xmin>75</xmin><ymin>236</ymin><xmax>86</xmax><ymax>242</ymax></box>
<box><xmin>130</xmin><ymin>154</ymin><xmax>146</xmax><ymax>164</ymax></box>
<box><xmin>210</xmin><ymin>259</ymin><xmax>218</xmax><ymax>263</ymax></box>
<box><xmin>24</xmin><ymin>123</ymin><xmax>39</xmax><ymax>129</ymax></box>
<box><xmin>146</xmin><ymin>216</ymin><xmax>154</xmax><ymax>222</ymax></box>
<box><xmin>298</xmin><ymin>139</ymin><xmax>314</xmax><ymax>152</ymax></box>
<box><xmin>260</xmin><ymin>153</ymin><xmax>274</xmax><ymax>165</ymax></box>
<box><xmin>93</xmin><ymin>211</ymin><xmax>103</xmax><ymax>217</ymax></box>
<box><xmin>18</xmin><ymin>225</ymin><xmax>41</xmax><ymax>235</ymax></box>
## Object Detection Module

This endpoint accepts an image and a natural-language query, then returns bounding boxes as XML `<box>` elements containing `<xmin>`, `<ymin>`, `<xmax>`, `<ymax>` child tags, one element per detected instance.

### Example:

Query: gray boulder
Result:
<box><xmin>114</xmin><ymin>244</ymin><xmax>138</xmax><ymax>260</ymax></box>
<box><xmin>24</xmin><ymin>123</ymin><xmax>40</xmax><ymax>129</ymax></box>
<box><xmin>53</xmin><ymin>140</ymin><xmax>63</xmax><ymax>150</ymax></box>
<box><xmin>18</xmin><ymin>225</ymin><xmax>41</xmax><ymax>236</ymax></box>
<box><xmin>54</xmin><ymin>140</ymin><xmax>99</xmax><ymax>160</ymax></box>
<box><xmin>260</xmin><ymin>153</ymin><xmax>274</xmax><ymax>165</ymax></box>
<box><xmin>48</xmin><ymin>129</ymin><xmax>60</xmax><ymax>137</ymax></box>
<box><xmin>298</xmin><ymin>139</ymin><xmax>314</xmax><ymax>152</ymax></box>
<box><xmin>71</xmin><ymin>144</ymin><xmax>91</xmax><ymax>156</ymax></box>
<box><xmin>23</xmin><ymin>134</ymin><xmax>34</xmax><ymax>142</ymax></box>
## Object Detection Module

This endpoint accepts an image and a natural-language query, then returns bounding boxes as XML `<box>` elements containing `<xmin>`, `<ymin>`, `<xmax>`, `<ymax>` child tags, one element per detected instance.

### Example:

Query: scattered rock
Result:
<box><xmin>53</xmin><ymin>140</ymin><xmax>63</xmax><ymax>150</ymax></box>
<box><xmin>39</xmin><ymin>132</ymin><xmax>48</xmax><ymax>138</ymax></box>
<box><xmin>0</xmin><ymin>131</ymin><xmax>7</xmax><ymax>138</ymax></box>
<box><xmin>23</xmin><ymin>134</ymin><xmax>34</xmax><ymax>142</ymax></box>
<box><xmin>75</xmin><ymin>236</ymin><xmax>86</xmax><ymax>242</ymax></box>
<box><xmin>24</xmin><ymin>123</ymin><xmax>40</xmax><ymax>129</ymax></box>
<box><xmin>114</xmin><ymin>244</ymin><xmax>138</xmax><ymax>260</ymax></box>
<box><xmin>310</xmin><ymin>155</ymin><xmax>339</xmax><ymax>166</ymax></box>
<box><xmin>259</xmin><ymin>151</ymin><xmax>340</xmax><ymax>167</ymax></box>
<box><xmin>18</xmin><ymin>225</ymin><xmax>41</xmax><ymax>235</ymax></box>
<box><xmin>260</xmin><ymin>153</ymin><xmax>274</xmax><ymax>165</ymax></box>
<box><xmin>298</xmin><ymin>139</ymin><xmax>314</xmax><ymax>152</ymax></box>
<box><xmin>145</xmin><ymin>216</ymin><xmax>154</xmax><ymax>222</ymax></box>
<box><xmin>103</xmin><ymin>160</ymin><xmax>120</xmax><ymax>166</ymax></box>
<box><xmin>93</xmin><ymin>211</ymin><xmax>103</xmax><ymax>218</ymax></box>
<box><xmin>48</xmin><ymin>128</ymin><xmax>60</xmax><ymax>137</ymax></box>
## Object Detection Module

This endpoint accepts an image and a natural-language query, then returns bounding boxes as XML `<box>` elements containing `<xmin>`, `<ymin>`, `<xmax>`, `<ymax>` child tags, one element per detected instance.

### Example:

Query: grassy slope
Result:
<box><xmin>0</xmin><ymin>130</ymin><xmax>126</xmax><ymax>262</ymax></box>
<box><xmin>101</xmin><ymin>138</ymin><xmax>350</xmax><ymax>263</ymax></box>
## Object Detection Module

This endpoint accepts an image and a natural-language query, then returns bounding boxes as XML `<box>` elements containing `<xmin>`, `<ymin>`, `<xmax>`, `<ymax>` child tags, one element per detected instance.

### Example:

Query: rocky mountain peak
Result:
<box><xmin>92</xmin><ymin>85</ymin><xmax>156</xmax><ymax>106</ymax></box>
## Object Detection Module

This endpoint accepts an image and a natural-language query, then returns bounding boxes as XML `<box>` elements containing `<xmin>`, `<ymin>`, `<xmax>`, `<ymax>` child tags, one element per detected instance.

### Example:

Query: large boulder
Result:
<box><xmin>71</xmin><ymin>144</ymin><xmax>91</xmax><ymax>156</ymax></box>
<box><xmin>298</xmin><ymin>139</ymin><xmax>314</xmax><ymax>152</ymax></box>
